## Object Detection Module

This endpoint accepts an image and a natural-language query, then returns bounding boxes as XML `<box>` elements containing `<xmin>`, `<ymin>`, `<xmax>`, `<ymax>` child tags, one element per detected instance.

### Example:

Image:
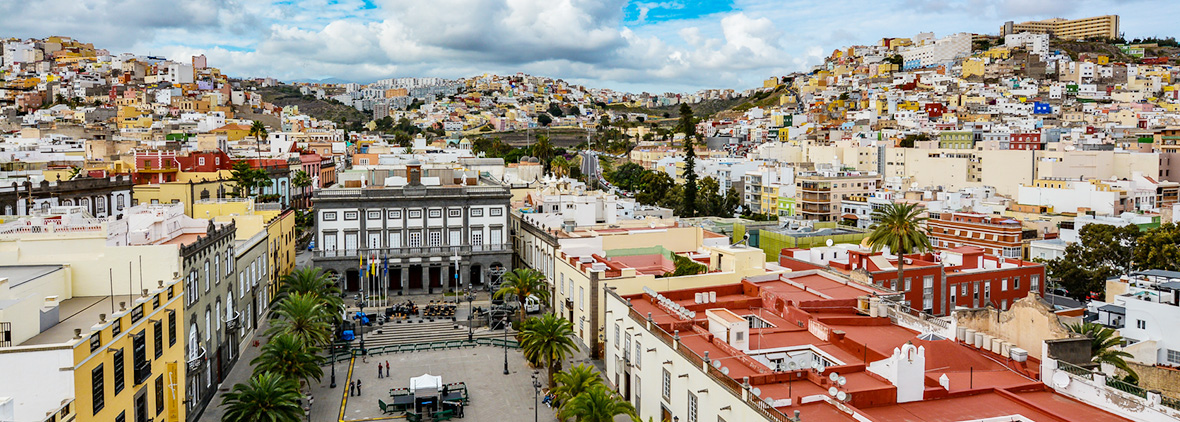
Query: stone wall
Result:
<box><xmin>1127</xmin><ymin>362</ymin><xmax>1180</xmax><ymax>398</ymax></box>
<box><xmin>954</xmin><ymin>291</ymin><xmax>1075</xmax><ymax>360</ymax></box>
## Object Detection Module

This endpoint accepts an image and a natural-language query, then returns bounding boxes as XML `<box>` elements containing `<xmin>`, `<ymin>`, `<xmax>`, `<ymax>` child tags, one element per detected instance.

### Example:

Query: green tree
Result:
<box><xmin>723</xmin><ymin>186</ymin><xmax>741</xmax><ymax>217</ymax></box>
<box><xmin>252</xmin><ymin>333</ymin><xmax>324</xmax><ymax>388</ymax></box>
<box><xmin>605</xmin><ymin>162</ymin><xmax>647</xmax><ymax>192</ymax></box>
<box><xmin>229</xmin><ymin>161</ymin><xmax>272</xmax><ymax>198</ymax></box>
<box><xmin>696</xmin><ymin>176</ymin><xmax>723</xmax><ymax>216</ymax></box>
<box><xmin>533</xmin><ymin>135</ymin><xmax>554</xmax><ymax>170</ymax></box>
<box><xmin>292</xmin><ymin>170</ymin><xmax>312</xmax><ymax>208</ymax></box>
<box><xmin>519</xmin><ymin>314</ymin><xmax>578</xmax><ymax>388</ymax></box>
<box><xmin>679</xmin><ymin>103</ymin><xmax>698</xmax><ymax>218</ymax></box>
<box><xmin>1132</xmin><ymin>223</ymin><xmax>1180</xmax><ymax>271</ymax></box>
<box><xmin>867</xmin><ymin>203</ymin><xmax>932</xmax><ymax>294</ymax></box>
<box><xmin>1044</xmin><ymin>250</ymin><xmax>1109</xmax><ymax>302</ymax></box>
<box><xmin>635</xmin><ymin>171</ymin><xmax>673</xmax><ymax>206</ymax></box>
<box><xmin>552</xmin><ymin>364</ymin><xmax>604</xmax><ymax>410</ymax></box>
<box><xmin>1078</xmin><ymin>224</ymin><xmax>1139</xmax><ymax>275</ymax></box>
<box><xmin>551</xmin><ymin>156</ymin><xmax>571</xmax><ymax>178</ymax></box>
<box><xmin>1068</xmin><ymin>322</ymin><xmax>1137</xmax><ymax>380</ymax></box>
<box><xmin>493</xmin><ymin>268</ymin><xmax>551</xmax><ymax>322</ymax></box>
<box><xmin>538</xmin><ymin>113</ymin><xmax>553</xmax><ymax>126</ymax></box>
<box><xmin>277</xmin><ymin>268</ymin><xmax>342</xmax><ymax>321</ymax></box>
<box><xmin>267</xmin><ymin>293</ymin><xmax>332</xmax><ymax>348</ymax></box>
<box><xmin>557</xmin><ymin>385</ymin><xmax>637</xmax><ymax>422</ymax></box>
<box><xmin>393</xmin><ymin>131</ymin><xmax>413</xmax><ymax>147</ymax></box>
<box><xmin>548</xmin><ymin>103</ymin><xmax>565</xmax><ymax>117</ymax></box>
<box><xmin>219</xmin><ymin>372</ymin><xmax>304</xmax><ymax>422</ymax></box>
<box><xmin>568</xmin><ymin>105</ymin><xmax>580</xmax><ymax>116</ymax></box>
<box><xmin>249</xmin><ymin>120</ymin><xmax>268</xmax><ymax>160</ymax></box>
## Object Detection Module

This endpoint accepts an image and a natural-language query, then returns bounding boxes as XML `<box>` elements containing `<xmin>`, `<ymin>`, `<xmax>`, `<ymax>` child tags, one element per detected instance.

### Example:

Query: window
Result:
<box><xmin>470</xmin><ymin>208</ymin><xmax>484</xmax><ymax>217</ymax></box>
<box><xmin>388</xmin><ymin>209</ymin><xmax>402</xmax><ymax>219</ymax></box>
<box><xmin>923</xmin><ymin>275</ymin><xmax>934</xmax><ymax>311</ymax></box>
<box><xmin>1014</xmin><ymin>277</ymin><xmax>1021</xmax><ymax>290</ymax></box>
<box><xmin>635</xmin><ymin>341</ymin><xmax>642</xmax><ymax>368</ymax></box>
<box><xmin>92</xmin><ymin>364</ymin><xmax>105</xmax><ymax>414</ymax></box>
<box><xmin>203</xmin><ymin>261</ymin><xmax>211</xmax><ymax>292</ymax></box>
<box><xmin>1031</xmin><ymin>275</ymin><xmax>1039</xmax><ymax>291</ymax></box>
<box><xmin>579</xmin><ymin>286</ymin><xmax>585</xmax><ymax>310</ymax></box>
<box><xmin>198</xmin><ymin>157</ymin><xmax>205</xmax><ymax>166</ymax></box>
<box><xmin>624</xmin><ymin>333</ymin><xmax>632</xmax><ymax>361</ymax></box>
<box><xmin>688</xmin><ymin>391</ymin><xmax>698</xmax><ymax>422</ymax></box>
<box><xmin>984</xmin><ymin>283</ymin><xmax>991</xmax><ymax>304</ymax></box>
<box><xmin>1137</xmin><ymin>320</ymin><xmax>1146</xmax><ymax>329</ymax></box>
<box><xmin>408</xmin><ymin>209</ymin><xmax>422</xmax><ymax>218</ymax></box>
<box><xmin>904</xmin><ymin>277</ymin><xmax>911</xmax><ymax>292</ymax></box>
<box><xmin>113</xmin><ymin>348</ymin><xmax>125</xmax><ymax>394</ymax></box>
<box><xmin>490</xmin><ymin>207</ymin><xmax>503</xmax><ymax>216</ymax></box>
<box><xmin>344</xmin><ymin>211</ymin><xmax>358</xmax><ymax>220</ymax></box>
<box><xmin>225</xmin><ymin>251</ymin><xmax>232</xmax><ymax>276</ymax></box>
<box><xmin>559</xmin><ymin>274</ymin><xmax>565</xmax><ymax>297</ymax></box>
<box><xmin>367</xmin><ymin>210</ymin><xmax>381</xmax><ymax>219</ymax></box>
<box><xmin>950</xmin><ymin>285</ymin><xmax>957</xmax><ymax>305</ymax></box>
<box><xmin>153</xmin><ymin>320</ymin><xmax>163</xmax><ymax>359</ymax></box>
<box><xmin>112</xmin><ymin>318</ymin><xmax>122</xmax><ymax>337</ymax></box>
<box><xmin>168</xmin><ymin>312</ymin><xmax>176</xmax><ymax>346</ymax></box>
<box><xmin>1167</xmin><ymin>349</ymin><xmax>1180</xmax><ymax>364</ymax></box>
<box><xmin>614</xmin><ymin>324</ymin><xmax>620</xmax><ymax>349</ymax></box>
<box><xmin>114</xmin><ymin>411</ymin><xmax>125</xmax><ymax>422</ymax></box>
<box><xmin>133</xmin><ymin>331</ymin><xmax>149</xmax><ymax>385</ymax></box>
<box><xmin>155</xmin><ymin>376</ymin><xmax>165</xmax><ymax>415</ymax></box>
<box><xmin>323</xmin><ymin>211</ymin><xmax>337</xmax><ymax>221</ymax></box>
<box><xmin>409</xmin><ymin>232</ymin><xmax>422</xmax><ymax>247</ymax></box>
<box><xmin>471</xmin><ymin>231</ymin><xmax>483</xmax><ymax>246</ymax></box>
<box><xmin>450</xmin><ymin>229</ymin><xmax>461</xmax><ymax>246</ymax></box>
<box><xmin>214</xmin><ymin>259</ymin><xmax>221</xmax><ymax>286</ymax></box>
<box><xmin>429</xmin><ymin>209</ymin><xmax>442</xmax><ymax>218</ymax></box>
<box><xmin>449</xmin><ymin>209</ymin><xmax>461</xmax><ymax>218</ymax></box>
<box><xmin>662</xmin><ymin>369</ymin><xmax>671</xmax><ymax>400</ymax></box>
<box><xmin>428</xmin><ymin>231</ymin><xmax>441</xmax><ymax>247</ymax></box>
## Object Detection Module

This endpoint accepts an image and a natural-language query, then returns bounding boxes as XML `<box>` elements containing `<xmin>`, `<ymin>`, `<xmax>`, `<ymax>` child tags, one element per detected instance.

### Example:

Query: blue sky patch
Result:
<box><xmin>623</xmin><ymin>0</ymin><xmax>735</xmax><ymax>23</ymax></box>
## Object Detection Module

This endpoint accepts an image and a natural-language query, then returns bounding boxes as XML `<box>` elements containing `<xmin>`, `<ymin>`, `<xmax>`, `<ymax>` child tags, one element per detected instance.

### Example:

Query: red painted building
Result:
<box><xmin>132</xmin><ymin>151</ymin><xmax>181</xmax><ymax>184</ymax></box>
<box><xmin>780</xmin><ymin>246</ymin><xmax>1044</xmax><ymax>316</ymax></box>
<box><xmin>175</xmin><ymin>150</ymin><xmax>233</xmax><ymax>172</ymax></box>
<box><xmin>924</xmin><ymin>103</ymin><xmax>947</xmax><ymax>118</ymax></box>
<box><xmin>1009</xmin><ymin>132</ymin><xmax>1043</xmax><ymax>150</ymax></box>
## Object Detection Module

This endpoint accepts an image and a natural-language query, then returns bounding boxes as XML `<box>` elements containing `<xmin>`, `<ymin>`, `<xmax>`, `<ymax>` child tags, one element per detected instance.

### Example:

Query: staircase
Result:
<box><xmin>355</xmin><ymin>319</ymin><xmax>516</xmax><ymax>350</ymax></box>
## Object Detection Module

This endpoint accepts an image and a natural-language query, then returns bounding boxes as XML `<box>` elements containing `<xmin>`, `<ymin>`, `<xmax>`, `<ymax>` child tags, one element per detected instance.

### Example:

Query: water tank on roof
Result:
<box><xmin>1010</xmin><ymin>347</ymin><xmax>1028</xmax><ymax>362</ymax></box>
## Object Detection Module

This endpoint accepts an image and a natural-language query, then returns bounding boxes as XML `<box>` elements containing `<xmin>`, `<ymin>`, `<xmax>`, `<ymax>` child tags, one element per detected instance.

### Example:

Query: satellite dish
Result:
<box><xmin>721</xmin><ymin>367</ymin><xmax>730</xmax><ymax>375</ymax></box>
<box><xmin>826</xmin><ymin>239</ymin><xmax>834</xmax><ymax>247</ymax></box>
<box><xmin>839</xmin><ymin>376</ymin><xmax>847</xmax><ymax>386</ymax></box>
<box><xmin>751</xmin><ymin>387</ymin><xmax>762</xmax><ymax>397</ymax></box>
<box><xmin>713</xmin><ymin>360</ymin><xmax>722</xmax><ymax>368</ymax></box>
<box><xmin>828</xmin><ymin>387</ymin><xmax>839</xmax><ymax>397</ymax></box>
<box><xmin>816</xmin><ymin>366</ymin><xmax>825</xmax><ymax>374</ymax></box>
<box><xmin>829</xmin><ymin>372</ymin><xmax>840</xmax><ymax>382</ymax></box>
<box><xmin>837</xmin><ymin>391</ymin><xmax>848</xmax><ymax>401</ymax></box>
<box><xmin>764</xmin><ymin>397</ymin><xmax>774</xmax><ymax>406</ymax></box>
<box><xmin>788</xmin><ymin>361</ymin><xmax>798</xmax><ymax>370</ymax></box>
<box><xmin>1052</xmin><ymin>372</ymin><xmax>1071</xmax><ymax>388</ymax></box>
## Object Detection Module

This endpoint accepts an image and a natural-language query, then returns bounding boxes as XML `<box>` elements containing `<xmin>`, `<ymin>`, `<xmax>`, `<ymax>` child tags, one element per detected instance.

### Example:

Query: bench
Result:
<box><xmin>404</xmin><ymin>411</ymin><xmax>422</xmax><ymax>422</ymax></box>
<box><xmin>431</xmin><ymin>409</ymin><xmax>455</xmax><ymax>421</ymax></box>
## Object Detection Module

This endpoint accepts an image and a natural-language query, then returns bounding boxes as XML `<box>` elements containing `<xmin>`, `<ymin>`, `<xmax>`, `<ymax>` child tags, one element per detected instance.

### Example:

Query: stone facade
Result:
<box><xmin>954</xmin><ymin>291</ymin><xmax>1075</xmax><ymax>361</ymax></box>
<box><xmin>179</xmin><ymin>220</ymin><xmax>237</xmax><ymax>421</ymax></box>
<box><xmin>0</xmin><ymin>175</ymin><xmax>134</xmax><ymax>219</ymax></box>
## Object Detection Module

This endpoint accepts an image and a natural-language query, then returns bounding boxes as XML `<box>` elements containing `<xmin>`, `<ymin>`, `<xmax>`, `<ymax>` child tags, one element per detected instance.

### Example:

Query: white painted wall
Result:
<box><xmin>0</xmin><ymin>348</ymin><xmax>75</xmax><ymax>422</ymax></box>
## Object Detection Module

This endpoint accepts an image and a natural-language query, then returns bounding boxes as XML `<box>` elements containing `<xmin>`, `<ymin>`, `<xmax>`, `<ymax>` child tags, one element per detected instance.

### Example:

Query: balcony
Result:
<box><xmin>134</xmin><ymin>360</ymin><xmax>152</xmax><ymax>385</ymax></box>
<box><xmin>187</xmin><ymin>347</ymin><xmax>206</xmax><ymax>372</ymax></box>
<box><xmin>799</xmin><ymin>194</ymin><xmax>830</xmax><ymax>203</ymax></box>
<box><xmin>225</xmin><ymin>311</ymin><xmax>241</xmax><ymax>331</ymax></box>
<box><xmin>313</xmin><ymin>244</ymin><xmax>511</xmax><ymax>259</ymax></box>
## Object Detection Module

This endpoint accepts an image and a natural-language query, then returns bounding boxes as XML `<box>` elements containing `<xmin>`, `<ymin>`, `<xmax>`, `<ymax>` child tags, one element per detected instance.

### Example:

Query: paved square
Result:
<box><xmin>314</xmin><ymin>346</ymin><xmax>559</xmax><ymax>421</ymax></box>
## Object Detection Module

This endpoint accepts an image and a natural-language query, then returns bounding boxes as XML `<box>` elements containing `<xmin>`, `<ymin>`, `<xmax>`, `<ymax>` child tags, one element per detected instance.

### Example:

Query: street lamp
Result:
<box><xmin>502</xmin><ymin>316</ymin><xmax>510</xmax><ymax>375</ymax></box>
<box><xmin>467</xmin><ymin>286</ymin><xmax>475</xmax><ymax>342</ymax></box>
<box><xmin>357</xmin><ymin>291</ymin><xmax>366</xmax><ymax>356</ymax></box>
<box><xmin>330</xmin><ymin>321</ymin><xmax>337</xmax><ymax>388</ymax></box>
<box><xmin>531</xmin><ymin>371</ymin><xmax>543</xmax><ymax>422</ymax></box>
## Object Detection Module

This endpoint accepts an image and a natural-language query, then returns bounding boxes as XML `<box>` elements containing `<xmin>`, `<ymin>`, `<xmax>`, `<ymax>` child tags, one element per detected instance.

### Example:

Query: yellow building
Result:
<box><xmin>962</xmin><ymin>58</ymin><xmax>986</xmax><ymax>79</ymax></box>
<box><xmin>209</xmin><ymin>124</ymin><xmax>252</xmax><ymax>142</ymax></box>
<box><xmin>1002</xmin><ymin>15</ymin><xmax>1119</xmax><ymax>40</ymax></box>
<box><xmin>266</xmin><ymin>210</ymin><xmax>297</xmax><ymax>299</ymax></box>
<box><xmin>0</xmin><ymin>264</ymin><xmax>186</xmax><ymax>422</ymax></box>
<box><xmin>132</xmin><ymin>171</ymin><xmax>237</xmax><ymax>216</ymax></box>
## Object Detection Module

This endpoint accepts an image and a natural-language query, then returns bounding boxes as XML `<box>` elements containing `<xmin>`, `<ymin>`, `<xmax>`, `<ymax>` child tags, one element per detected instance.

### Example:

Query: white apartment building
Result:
<box><xmin>901</xmin><ymin>32</ymin><xmax>972</xmax><ymax>70</ymax></box>
<box><xmin>1004</xmin><ymin>32</ymin><xmax>1050</xmax><ymax>57</ymax></box>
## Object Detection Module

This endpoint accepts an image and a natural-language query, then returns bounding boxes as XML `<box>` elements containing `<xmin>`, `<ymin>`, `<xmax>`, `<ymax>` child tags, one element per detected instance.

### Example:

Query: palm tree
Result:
<box><xmin>520</xmin><ymin>314</ymin><xmax>578</xmax><ymax>388</ymax></box>
<box><xmin>267</xmin><ymin>293</ymin><xmax>332</xmax><ymax>348</ymax></box>
<box><xmin>867</xmin><ymin>203</ymin><xmax>931</xmax><ymax>293</ymax></box>
<box><xmin>494</xmin><ymin>268</ymin><xmax>551</xmax><ymax>322</ymax></box>
<box><xmin>557</xmin><ymin>385</ymin><xmax>637</xmax><ymax>422</ymax></box>
<box><xmin>278</xmin><ymin>268</ymin><xmax>342</xmax><ymax>322</ymax></box>
<box><xmin>1068</xmin><ymin>322</ymin><xmax>1137</xmax><ymax>380</ymax></box>
<box><xmin>249</xmin><ymin>120</ymin><xmax>268</xmax><ymax>160</ymax></box>
<box><xmin>219</xmin><ymin>372</ymin><xmax>304</xmax><ymax>422</ymax></box>
<box><xmin>534</xmin><ymin>135</ymin><xmax>554</xmax><ymax>170</ymax></box>
<box><xmin>292</xmin><ymin>170</ymin><xmax>312</xmax><ymax>209</ymax></box>
<box><xmin>551</xmin><ymin>156</ymin><xmax>570</xmax><ymax>178</ymax></box>
<box><xmin>552</xmin><ymin>364</ymin><xmax>604</xmax><ymax>409</ymax></box>
<box><xmin>252</xmin><ymin>333</ymin><xmax>324</xmax><ymax>389</ymax></box>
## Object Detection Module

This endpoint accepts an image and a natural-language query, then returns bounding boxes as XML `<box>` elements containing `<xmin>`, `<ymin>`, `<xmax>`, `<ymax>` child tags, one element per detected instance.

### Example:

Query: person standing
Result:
<box><xmin>385</xmin><ymin>360</ymin><xmax>390</xmax><ymax>377</ymax></box>
<box><xmin>349</xmin><ymin>380</ymin><xmax>356</xmax><ymax>396</ymax></box>
<box><xmin>378</xmin><ymin>362</ymin><xmax>383</xmax><ymax>379</ymax></box>
<box><xmin>356</xmin><ymin>379</ymin><xmax>363</xmax><ymax>395</ymax></box>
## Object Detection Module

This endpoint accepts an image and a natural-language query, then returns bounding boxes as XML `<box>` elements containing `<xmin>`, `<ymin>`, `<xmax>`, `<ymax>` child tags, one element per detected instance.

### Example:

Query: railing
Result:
<box><xmin>0</xmin><ymin>322</ymin><xmax>10</xmax><ymax>347</ymax></box>
<box><xmin>186</xmin><ymin>348</ymin><xmax>207</xmax><ymax>372</ymax></box>
<box><xmin>313</xmin><ymin>244</ymin><xmax>510</xmax><ymax>259</ymax></box>
<box><xmin>1162</xmin><ymin>395</ymin><xmax>1180</xmax><ymax>411</ymax></box>
<box><xmin>1105</xmin><ymin>376</ymin><xmax>1147</xmax><ymax>398</ymax></box>
<box><xmin>134</xmin><ymin>361</ymin><xmax>152</xmax><ymax>385</ymax></box>
<box><xmin>1056</xmin><ymin>360</ymin><xmax>1092</xmax><ymax>377</ymax></box>
<box><xmin>326</xmin><ymin>338</ymin><xmax>519</xmax><ymax>363</ymax></box>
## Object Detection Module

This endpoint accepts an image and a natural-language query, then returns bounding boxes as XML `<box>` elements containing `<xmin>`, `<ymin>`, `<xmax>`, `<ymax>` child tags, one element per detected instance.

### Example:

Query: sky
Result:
<box><xmin>1</xmin><ymin>0</ymin><xmax>1177</xmax><ymax>93</ymax></box>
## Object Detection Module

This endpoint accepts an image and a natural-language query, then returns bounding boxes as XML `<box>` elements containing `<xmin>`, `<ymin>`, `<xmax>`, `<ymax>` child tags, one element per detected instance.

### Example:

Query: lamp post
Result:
<box><xmin>502</xmin><ymin>316</ymin><xmax>510</xmax><ymax>375</ymax></box>
<box><xmin>467</xmin><ymin>287</ymin><xmax>475</xmax><ymax>342</ymax></box>
<box><xmin>357</xmin><ymin>292</ymin><xmax>366</xmax><ymax>355</ymax></box>
<box><xmin>452</xmin><ymin>251</ymin><xmax>461</xmax><ymax>305</ymax></box>
<box><xmin>531</xmin><ymin>371</ymin><xmax>542</xmax><ymax>422</ymax></box>
<box><xmin>330</xmin><ymin>321</ymin><xmax>337</xmax><ymax>388</ymax></box>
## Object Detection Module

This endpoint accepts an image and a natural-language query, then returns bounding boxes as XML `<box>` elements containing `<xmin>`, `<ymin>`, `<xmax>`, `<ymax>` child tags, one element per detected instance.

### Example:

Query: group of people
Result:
<box><xmin>422</xmin><ymin>301</ymin><xmax>457</xmax><ymax>318</ymax></box>
<box><xmin>349</xmin><ymin>379</ymin><xmax>363</xmax><ymax>396</ymax></box>
<box><xmin>541</xmin><ymin>390</ymin><xmax>559</xmax><ymax>408</ymax></box>
<box><xmin>385</xmin><ymin>300</ymin><xmax>419</xmax><ymax>319</ymax></box>
<box><xmin>376</xmin><ymin>360</ymin><xmax>391</xmax><ymax>378</ymax></box>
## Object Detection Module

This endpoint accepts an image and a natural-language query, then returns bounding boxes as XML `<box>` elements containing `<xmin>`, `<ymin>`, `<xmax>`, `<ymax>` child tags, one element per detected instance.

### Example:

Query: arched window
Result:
<box><xmin>62</xmin><ymin>199</ymin><xmax>73</xmax><ymax>206</ymax></box>
<box><xmin>214</xmin><ymin>258</ymin><xmax>221</xmax><ymax>285</ymax></box>
<box><xmin>200</xmin><ymin>189</ymin><xmax>210</xmax><ymax>200</ymax></box>
<box><xmin>204</xmin><ymin>260</ymin><xmax>211</xmax><ymax>292</ymax></box>
<box><xmin>96</xmin><ymin>196</ymin><xmax>106</xmax><ymax>214</ymax></box>
<box><xmin>215</xmin><ymin>299</ymin><xmax>222</xmax><ymax>330</ymax></box>
<box><xmin>116</xmin><ymin>194</ymin><xmax>125</xmax><ymax>211</ymax></box>
<box><xmin>204</xmin><ymin>309</ymin><xmax>211</xmax><ymax>341</ymax></box>
<box><xmin>188</xmin><ymin>322</ymin><xmax>199</xmax><ymax>358</ymax></box>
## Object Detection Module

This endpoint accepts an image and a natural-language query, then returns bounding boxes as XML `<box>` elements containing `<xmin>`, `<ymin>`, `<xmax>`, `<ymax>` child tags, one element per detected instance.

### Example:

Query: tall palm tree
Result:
<box><xmin>1068</xmin><ymin>322</ymin><xmax>1137</xmax><ymax>380</ymax></box>
<box><xmin>557</xmin><ymin>385</ymin><xmax>637</xmax><ymax>422</ymax></box>
<box><xmin>534</xmin><ymin>135</ymin><xmax>554</xmax><ymax>170</ymax></box>
<box><xmin>278</xmin><ymin>268</ymin><xmax>342</xmax><ymax>322</ymax></box>
<box><xmin>494</xmin><ymin>268</ymin><xmax>551</xmax><ymax>322</ymax></box>
<box><xmin>520</xmin><ymin>314</ymin><xmax>578</xmax><ymax>388</ymax></box>
<box><xmin>219</xmin><ymin>372</ymin><xmax>304</xmax><ymax>422</ymax></box>
<box><xmin>267</xmin><ymin>293</ymin><xmax>332</xmax><ymax>349</ymax></box>
<box><xmin>252</xmin><ymin>333</ymin><xmax>324</xmax><ymax>389</ymax></box>
<box><xmin>867</xmin><ymin>203</ymin><xmax>931</xmax><ymax>293</ymax></box>
<box><xmin>552</xmin><ymin>364</ymin><xmax>604</xmax><ymax>410</ymax></box>
<box><xmin>249</xmin><ymin>120</ymin><xmax>268</xmax><ymax>160</ymax></box>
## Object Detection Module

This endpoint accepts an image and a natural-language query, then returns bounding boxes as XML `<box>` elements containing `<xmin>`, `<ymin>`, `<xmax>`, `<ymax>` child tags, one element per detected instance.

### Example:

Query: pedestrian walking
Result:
<box><xmin>377</xmin><ymin>362</ymin><xmax>383</xmax><ymax>379</ymax></box>
<box><xmin>356</xmin><ymin>379</ymin><xmax>363</xmax><ymax>395</ymax></box>
<box><xmin>350</xmin><ymin>380</ymin><xmax>356</xmax><ymax>396</ymax></box>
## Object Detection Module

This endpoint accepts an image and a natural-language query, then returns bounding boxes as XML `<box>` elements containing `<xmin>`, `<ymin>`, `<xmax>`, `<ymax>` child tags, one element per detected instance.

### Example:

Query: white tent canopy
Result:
<box><xmin>410</xmin><ymin>373</ymin><xmax>443</xmax><ymax>393</ymax></box>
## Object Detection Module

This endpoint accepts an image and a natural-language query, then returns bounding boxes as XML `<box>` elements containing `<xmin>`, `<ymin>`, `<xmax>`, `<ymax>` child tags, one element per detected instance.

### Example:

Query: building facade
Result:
<box><xmin>0</xmin><ymin>176</ymin><xmax>134</xmax><ymax>219</ymax></box>
<box><xmin>794</xmin><ymin>170</ymin><xmax>880</xmax><ymax>222</ymax></box>
<box><xmin>178</xmin><ymin>220</ymin><xmax>236</xmax><ymax>421</ymax></box>
<box><xmin>926</xmin><ymin>211</ymin><xmax>1026</xmax><ymax>258</ymax></box>
<box><xmin>1002</xmin><ymin>15</ymin><xmax>1119</xmax><ymax>40</ymax></box>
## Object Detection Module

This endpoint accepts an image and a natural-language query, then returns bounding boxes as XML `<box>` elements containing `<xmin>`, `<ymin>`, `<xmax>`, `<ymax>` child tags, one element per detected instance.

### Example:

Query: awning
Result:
<box><xmin>841</xmin><ymin>213</ymin><xmax>859</xmax><ymax>220</ymax></box>
<box><xmin>410</xmin><ymin>374</ymin><xmax>443</xmax><ymax>393</ymax></box>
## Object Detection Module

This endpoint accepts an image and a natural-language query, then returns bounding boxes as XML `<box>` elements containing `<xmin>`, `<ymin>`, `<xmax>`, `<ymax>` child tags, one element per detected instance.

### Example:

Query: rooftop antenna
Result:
<box><xmin>109</xmin><ymin>268</ymin><xmax>115</xmax><ymax>314</ymax></box>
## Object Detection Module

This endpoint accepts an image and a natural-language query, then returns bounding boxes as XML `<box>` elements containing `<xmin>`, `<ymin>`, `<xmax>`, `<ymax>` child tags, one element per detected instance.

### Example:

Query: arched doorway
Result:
<box><xmin>345</xmin><ymin>269</ymin><xmax>360</xmax><ymax>292</ymax></box>
<box><xmin>469</xmin><ymin>264</ymin><xmax>483</xmax><ymax>288</ymax></box>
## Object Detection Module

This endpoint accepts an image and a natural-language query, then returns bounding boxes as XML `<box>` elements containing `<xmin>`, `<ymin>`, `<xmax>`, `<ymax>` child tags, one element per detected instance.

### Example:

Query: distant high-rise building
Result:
<box><xmin>1001</xmin><ymin>15</ymin><xmax>1119</xmax><ymax>40</ymax></box>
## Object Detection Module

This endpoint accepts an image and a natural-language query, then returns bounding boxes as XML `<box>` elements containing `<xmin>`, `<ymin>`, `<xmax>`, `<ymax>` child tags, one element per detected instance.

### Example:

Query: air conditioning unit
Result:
<box><xmin>1010</xmin><ymin>347</ymin><xmax>1028</xmax><ymax>362</ymax></box>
